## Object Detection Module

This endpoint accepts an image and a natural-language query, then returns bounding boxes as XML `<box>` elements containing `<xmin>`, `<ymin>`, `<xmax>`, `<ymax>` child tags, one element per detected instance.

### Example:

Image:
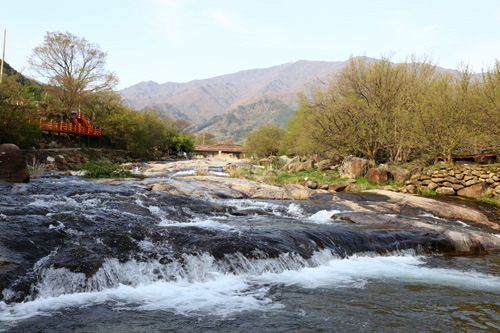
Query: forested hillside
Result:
<box><xmin>195</xmin><ymin>97</ymin><xmax>293</xmax><ymax>141</ymax></box>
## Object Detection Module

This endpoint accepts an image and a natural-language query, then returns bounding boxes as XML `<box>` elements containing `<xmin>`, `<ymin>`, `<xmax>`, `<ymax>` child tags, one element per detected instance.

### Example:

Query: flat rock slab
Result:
<box><xmin>144</xmin><ymin>176</ymin><xmax>328</xmax><ymax>200</ymax></box>
<box><xmin>364</xmin><ymin>190</ymin><xmax>494</xmax><ymax>228</ymax></box>
<box><xmin>141</xmin><ymin>158</ymin><xmax>249</xmax><ymax>175</ymax></box>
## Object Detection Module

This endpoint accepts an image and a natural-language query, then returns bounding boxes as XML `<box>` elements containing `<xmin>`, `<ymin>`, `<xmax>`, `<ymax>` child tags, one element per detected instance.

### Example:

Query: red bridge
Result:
<box><xmin>39</xmin><ymin>111</ymin><xmax>102</xmax><ymax>137</ymax></box>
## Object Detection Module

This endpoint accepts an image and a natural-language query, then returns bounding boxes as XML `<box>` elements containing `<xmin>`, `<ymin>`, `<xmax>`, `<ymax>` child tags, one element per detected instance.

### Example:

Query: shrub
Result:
<box><xmin>80</xmin><ymin>161</ymin><xmax>143</xmax><ymax>178</ymax></box>
<box><xmin>27</xmin><ymin>157</ymin><xmax>46</xmax><ymax>179</ymax></box>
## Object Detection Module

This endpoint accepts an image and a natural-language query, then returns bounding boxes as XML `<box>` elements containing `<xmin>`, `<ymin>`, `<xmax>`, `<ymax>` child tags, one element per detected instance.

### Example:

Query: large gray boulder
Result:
<box><xmin>0</xmin><ymin>144</ymin><xmax>30</xmax><ymax>183</ymax></box>
<box><xmin>338</xmin><ymin>156</ymin><xmax>369</xmax><ymax>178</ymax></box>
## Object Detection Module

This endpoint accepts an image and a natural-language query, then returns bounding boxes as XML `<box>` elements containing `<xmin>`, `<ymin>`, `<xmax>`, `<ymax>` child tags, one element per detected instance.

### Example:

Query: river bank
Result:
<box><xmin>2</xmin><ymin>156</ymin><xmax>500</xmax><ymax>331</ymax></box>
<box><xmin>2</xmin><ymin>165</ymin><xmax>500</xmax><ymax>331</ymax></box>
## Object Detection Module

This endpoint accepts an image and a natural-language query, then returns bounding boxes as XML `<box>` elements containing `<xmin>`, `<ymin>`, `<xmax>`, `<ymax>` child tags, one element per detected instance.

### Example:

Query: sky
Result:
<box><xmin>2</xmin><ymin>0</ymin><xmax>500</xmax><ymax>89</ymax></box>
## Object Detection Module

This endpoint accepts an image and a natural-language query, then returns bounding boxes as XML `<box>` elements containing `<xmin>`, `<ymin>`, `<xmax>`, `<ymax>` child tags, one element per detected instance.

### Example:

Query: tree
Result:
<box><xmin>174</xmin><ymin>119</ymin><xmax>192</xmax><ymax>134</ymax></box>
<box><xmin>195</xmin><ymin>131</ymin><xmax>216</xmax><ymax>145</ymax></box>
<box><xmin>244</xmin><ymin>124</ymin><xmax>285</xmax><ymax>158</ymax></box>
<box><xmin>288</xmin><ymin>56</ymin><xmax>437</xmax><ymax>164</ymax></box>
<box><xmin>28</xmin><ymin>31</ymin><xmax>117</xmax><ymax>118</ymax></box>
<box><xmin>0</xmin><ymin>75</ymin><xmax>41</xmax><ymax>148</ymax></box>
<box><xmin>478</xmin><ymin>60</ymin><xmax>500</xmax><ymax>136</ymax></box>
<box><xmin>416</xmin><ymin>68</ymin><xmax>480</xmax><ymax>160</ymax></box>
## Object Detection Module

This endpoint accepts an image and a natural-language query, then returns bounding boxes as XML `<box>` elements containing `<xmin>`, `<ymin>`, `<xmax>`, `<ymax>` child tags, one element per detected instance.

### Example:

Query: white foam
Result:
<box><xmin>258</xmin><ymin>254</ymin><xmax>500</xmax><ymax>291</ymax></box>
<box><xmin>171</xmin><ymin>170</ymin><xmax>195</xmax><ymax>177</ymax></box>
<box><xmin>286</xmin><ymin>203</ymin><xmax>306</xmax><ymax>217</ymax></box>
<box><xmin>0</xmin><ymin>277</ymin><xmax>276</xmax><ymax>321</ymax></box>
<box><xmin>209</xmin><ymin>171</ymin><xmax>229</xmax><ymax>177</ymax></box>
<box><xmin>159</xmin><ymin>217</ymin><xmax>242</xmax><ymax>232</ymax></box>
<box><xmin>1</xmin><ymin>251</ymin><xmax>500</xmax><ymax>322</ymax></box>
<box><xmin>307</xmin><ymin>210</ymin><xmax>342</xmax><ymax>224</ymax></box>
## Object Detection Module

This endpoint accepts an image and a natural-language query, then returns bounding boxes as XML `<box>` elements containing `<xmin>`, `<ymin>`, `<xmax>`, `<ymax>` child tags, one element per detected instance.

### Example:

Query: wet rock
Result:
<box><xmin>365</xmin><ymin>190</ymin><xmax>493</xmax><ymax>227</ymax></box>
<box><xmin>0</xmin><ymin>144</ymin><xmax>30</xmax><ymax>183</ymax></box>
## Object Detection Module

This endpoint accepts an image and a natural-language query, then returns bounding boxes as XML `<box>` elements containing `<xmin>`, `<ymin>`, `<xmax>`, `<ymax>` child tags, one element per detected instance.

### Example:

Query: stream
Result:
<box><xmin>1</xmin><ymin>172</ymin><xmax>500</xmax><ymax>332</ymax></box>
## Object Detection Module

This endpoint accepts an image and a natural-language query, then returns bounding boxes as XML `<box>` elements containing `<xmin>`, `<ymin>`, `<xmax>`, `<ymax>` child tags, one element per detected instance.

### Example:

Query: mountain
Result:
<box><xmin>1</xmin><ymin>60</ymin><xmax>41</xmax><ymax>87</ymax></box>
<box><xmin>195</xmin><ymin>96</ymin><xmax>294</xmax><ymax>142</ymax></box>
<box><xmin>119</xmin><ymin>58</ymin><xmax>457</xmax><ymax>141</ymax></box>
<box><xmin>119</xmin><ymin>59</ymin><xmax>353</xmax><ymax>126</ymax></box>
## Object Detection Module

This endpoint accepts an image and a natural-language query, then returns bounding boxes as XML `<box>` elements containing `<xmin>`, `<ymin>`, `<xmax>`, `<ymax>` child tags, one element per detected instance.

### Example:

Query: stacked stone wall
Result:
<box><xmin>404</xmin><ymin>164</ymin><xmax>500</xmax><ymax>198</ymax></box>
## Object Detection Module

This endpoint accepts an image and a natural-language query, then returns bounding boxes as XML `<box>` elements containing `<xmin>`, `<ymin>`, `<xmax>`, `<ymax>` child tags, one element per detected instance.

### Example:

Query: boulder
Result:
<box><xmin>365</xmin><ymin>168</ymin><xmax>390</xmax><ymax>184</ymax></box>
<box><xmin>328</xmin><ymin>179</ymin><xmax>356</xmax><ymax>192</ymax></box>
<box><xmin>338</xmin><ymin>156</ymin><xmax>369</xmax><ymax>178</ymax></box>
<box><xmin>427</xmin><ymin>182</ymin><xmax>439</xmax><ymax>190</ymax></box>
<box><xmin>390</xmin><ymin>169</ymin><xmax>410</xmax><ymax>184</ymax></box>
<box><xmin>287</xmin><ymin>160</ymin><xmax>314</xmax><ymax>172</ymax></box>
<box><xmin>305</xmin><ymin>180</ymin><xmax>318</xmax><ymax>189</ymax></box>
<box><xmin>278</xmin><ymin>155</ymin><xmax>292</xmax><ymax>164</ymax></box>
<box><xmin>284</xmin><ymin>184</ymin><xmax>314</xmax><ymax>200</ymax></box>
<box><xmin>315</xmin><ymin>159</ymin><xmax>336</xmax><ymax>171</ymax></box>
<box><xmin>457</xmin><ymin>182</ymin><xmax>489</xmax><ymax>199</ymax></box>
<box><xmin>280</xmin><ymin>156</ymin><xmax>301</xmax><ymax>171</ymax></box>
<box><xmin>0</xmin><ymin>144</ymin><xmax>30</xmax><ymax>183</ymax></box>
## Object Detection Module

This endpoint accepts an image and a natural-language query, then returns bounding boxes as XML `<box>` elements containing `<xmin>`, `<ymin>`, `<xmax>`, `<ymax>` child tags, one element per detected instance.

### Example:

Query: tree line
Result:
<box><xmin>0</xmin><ymin>31</ymin><xmax>194</xmax><ymax>157</ymax></box>
<box><xmin>245</xmin><ymin>56</ymin><xmax>500</xmax><ymax>164</ymax></box>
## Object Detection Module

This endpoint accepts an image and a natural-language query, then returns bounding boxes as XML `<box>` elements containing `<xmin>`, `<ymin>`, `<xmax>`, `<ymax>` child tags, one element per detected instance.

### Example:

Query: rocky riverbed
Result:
<box><xmin>1</xmin><ymin>157</ymin><xmax>500</xmax><ymax>331</ymax></box>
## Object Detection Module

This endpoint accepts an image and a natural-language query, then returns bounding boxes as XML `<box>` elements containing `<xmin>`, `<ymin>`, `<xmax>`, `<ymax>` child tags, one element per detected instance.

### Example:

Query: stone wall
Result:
<box><xmin>21</xmin><ymin>149</ymin><xmax>136</xmax><ymax>171</ymax></box>
<box><xmin>403</xmin><ymin>164</ymin><xmax>500</xmax><ymax>198</ymax></box>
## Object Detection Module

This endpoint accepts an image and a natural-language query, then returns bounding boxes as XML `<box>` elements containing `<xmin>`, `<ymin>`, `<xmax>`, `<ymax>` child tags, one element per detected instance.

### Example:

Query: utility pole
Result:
<box><xmin>0</xmin><ymin>29</ymin><xmax>5</xmax><ymax>83</ymax></box>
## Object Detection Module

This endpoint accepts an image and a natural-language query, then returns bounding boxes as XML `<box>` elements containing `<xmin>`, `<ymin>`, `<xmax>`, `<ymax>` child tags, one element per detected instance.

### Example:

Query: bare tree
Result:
<box><xmin>28</xmin><ymin>31</ymin><xmax>117</xmax><ymax>117</ymax></box>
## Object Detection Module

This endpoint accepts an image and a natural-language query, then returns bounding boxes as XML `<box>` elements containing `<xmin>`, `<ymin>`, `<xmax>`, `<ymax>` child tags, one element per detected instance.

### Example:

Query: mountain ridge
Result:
<box><xmin>119</xmin><ymin>59</ymin><xmax>355</xmax><ymax>124</ymax></box>
<box><xmin>119</xmin><ymin>58</ymin><xmax>456</xmax><ymax>141</ymax></box>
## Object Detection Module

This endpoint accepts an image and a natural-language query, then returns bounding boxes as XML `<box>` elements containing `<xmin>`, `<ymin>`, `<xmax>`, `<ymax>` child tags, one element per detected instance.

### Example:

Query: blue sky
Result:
<box><xmin>2</xmin><ymin>0</ymin><xmax>500</xmax><ymax>89</ymax></box>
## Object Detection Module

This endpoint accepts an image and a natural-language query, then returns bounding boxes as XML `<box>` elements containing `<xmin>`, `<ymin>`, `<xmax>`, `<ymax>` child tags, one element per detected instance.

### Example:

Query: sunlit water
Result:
<box><xmin>0</xmin><ymin>175</ymin><xmax>499</xmax><ymax>332</ymax></box>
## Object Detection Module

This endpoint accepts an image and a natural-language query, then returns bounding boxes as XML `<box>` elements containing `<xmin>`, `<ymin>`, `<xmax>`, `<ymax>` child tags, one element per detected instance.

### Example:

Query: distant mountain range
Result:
<box><xmin>119</xmin><ymin>58</ymin><xmax>454</xmax><ymax>141</ymax></box>
<box><xmin>119</xmin><ymin>59</ymin><xmax>355</xmax><ymax>141</ymax></box>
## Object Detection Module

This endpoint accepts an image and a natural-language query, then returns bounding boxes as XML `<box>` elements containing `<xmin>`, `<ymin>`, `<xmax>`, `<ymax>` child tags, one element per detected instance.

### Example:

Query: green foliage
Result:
<box><xmin>80</xmin><ymin>160</ymin><xmax>142</xmax><ymax>178</ymax></box>
<box><xmin>244</xmin><ymin>124</ymin><xmax>286</xmax><ymax>158</ymax></box>
<box><xmin>418</xmin><ymin>187</ymin><xmax>437</xmax><ymax>196</ymax></box>
<box><xmin>86</xmin><ymin>92</ymin><xmax>192</xmax><ymax>158</ymax></box>
<box><xmin>171</xmin><ymin>132</ymin><xmax>195</xmax><ymax>153</ymax></box>
<box><xmin>288</xmin><ymin>55</ymin><xmax>500</xmax><ymax>163</ymax></box>
<box><xmin>0</xmin><ymin>75</ymin><xmax>41</xmax><ymax>148</ymax></box>
<box><xmin>476</xmin><ymin>194</ymin><xmax>500</xmax><ymax>207</ymax></box>
<box><xmin>266</xmin><ymin>169</ymin><xmax>344</xmax><ymax>185</ymax></box>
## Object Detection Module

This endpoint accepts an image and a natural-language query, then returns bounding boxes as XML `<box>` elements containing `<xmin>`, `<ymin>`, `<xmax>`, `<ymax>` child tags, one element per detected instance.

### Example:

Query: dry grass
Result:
<box><xmin>27</xmin><ymin>157</ymin><xmax>46</xmax><ymax>179</ymax></box>
<box><xmin>195</xmin><ymin>167</ymin><xmax>209</xmax><ymax>176</ymax></box>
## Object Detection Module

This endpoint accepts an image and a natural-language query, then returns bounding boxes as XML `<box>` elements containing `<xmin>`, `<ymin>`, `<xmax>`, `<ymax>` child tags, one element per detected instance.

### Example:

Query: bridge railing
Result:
<box><xmin>39</xmin><ymin>119</ymin><xmax>102</xmax><ymax>137</ymax></box>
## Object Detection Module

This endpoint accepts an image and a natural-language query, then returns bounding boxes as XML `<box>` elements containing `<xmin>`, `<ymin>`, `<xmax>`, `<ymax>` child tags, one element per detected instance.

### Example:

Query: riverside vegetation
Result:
<box><xmin>0</xmin><ymin>32</ymin><xmax>194</xmax><ymax>158</ymax></box>
<box><xmin>244</xmin><ymin>56</ymin><xmax>500</xmax><ymax>166</ymax></box>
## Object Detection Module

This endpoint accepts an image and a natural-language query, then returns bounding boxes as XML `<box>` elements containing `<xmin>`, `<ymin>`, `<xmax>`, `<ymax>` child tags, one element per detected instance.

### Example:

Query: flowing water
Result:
<box><xmin>1</xmin><ymin>174</ymin><xmax>500</xmax><ymax>332</ymax></box>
